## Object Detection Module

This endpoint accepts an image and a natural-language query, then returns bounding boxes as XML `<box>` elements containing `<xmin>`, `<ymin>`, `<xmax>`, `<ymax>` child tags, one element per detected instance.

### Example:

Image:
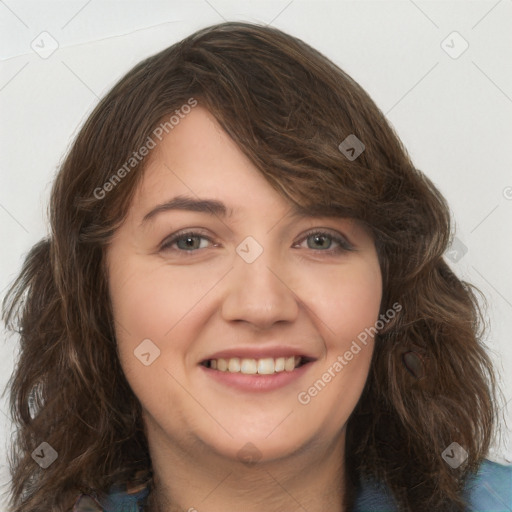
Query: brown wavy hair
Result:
<box><xmin>2</xmin><ymin>21</ymin><xmax>500</xmax><ymax>511</ymax></box>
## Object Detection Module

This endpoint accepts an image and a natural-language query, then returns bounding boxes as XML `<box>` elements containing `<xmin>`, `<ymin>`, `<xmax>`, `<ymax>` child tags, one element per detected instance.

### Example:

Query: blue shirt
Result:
<box><xmin>353</xmin><ymin>459</ymin><xmax>512</xmax><ymax>511</ymax></box>
<box><xmin>74</xmin><ymin>459</ymin><xmax>512</xmax><ymax>511</ymax></box>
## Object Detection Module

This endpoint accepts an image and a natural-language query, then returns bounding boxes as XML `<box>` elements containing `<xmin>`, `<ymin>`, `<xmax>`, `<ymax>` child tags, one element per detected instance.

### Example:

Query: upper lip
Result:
<box><xmin>201</xmin><ymin>346</ymin><xmax>317</xmax><ymax>362</ymax></box>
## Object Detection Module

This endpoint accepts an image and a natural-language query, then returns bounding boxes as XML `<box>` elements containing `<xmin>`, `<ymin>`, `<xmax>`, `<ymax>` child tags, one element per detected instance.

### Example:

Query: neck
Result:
<box><xmin>145</xmin><ymin>428</ymin><xmax>349</xmax><ymax>512</ymax></box>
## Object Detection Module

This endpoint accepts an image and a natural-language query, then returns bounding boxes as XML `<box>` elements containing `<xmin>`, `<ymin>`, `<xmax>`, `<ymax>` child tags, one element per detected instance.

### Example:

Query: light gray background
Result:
<box><xmin>1</xmin><ymin>0</ymin><xmax>511</xmax><ymax>507</ymax></box>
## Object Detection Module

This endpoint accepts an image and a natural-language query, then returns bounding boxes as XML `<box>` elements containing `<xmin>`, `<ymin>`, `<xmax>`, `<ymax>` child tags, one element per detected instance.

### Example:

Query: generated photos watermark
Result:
<box><xmin>93</xmin><ymin>97</ymin><xmax>198</xmax><ymax>200</ymax></box>
<box><xmin>297</xmin><ymin>302</ymin><xmax>402</xmax><ymax>405</ymax></box>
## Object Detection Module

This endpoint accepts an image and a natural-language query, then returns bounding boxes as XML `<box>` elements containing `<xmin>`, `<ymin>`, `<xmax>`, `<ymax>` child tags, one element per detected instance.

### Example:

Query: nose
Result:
<box><xmin>220</xmin><ymin>246</ymin><xmax>299</xmax><ymax>329</ymax></box>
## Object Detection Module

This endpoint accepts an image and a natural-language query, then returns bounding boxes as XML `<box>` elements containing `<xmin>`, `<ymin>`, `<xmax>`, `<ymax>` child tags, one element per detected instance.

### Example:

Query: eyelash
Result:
<box><xmin>160</xmin><ymin>228</ymin><xmax>355</xmax><ymax>256</ymax></box>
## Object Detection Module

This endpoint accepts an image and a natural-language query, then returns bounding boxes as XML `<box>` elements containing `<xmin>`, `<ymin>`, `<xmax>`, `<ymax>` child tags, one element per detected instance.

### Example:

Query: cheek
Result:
<box><xmin>296</xmin><ymin>259</ymin><xmax>381</xmax><ymax>424</ymax></box>
<box><xmin>109</xmin><ymin>257</ymin><xmax>217</xmax><ymax>341</ymax></box>
<box><xmin>107</xmin><ymin>259</ymin><xmax>177</xmax><ymax>377</ymax></box>
<box><xmin>299</xmin><ymin>257</ymin><xmax>382</xmax><ymax>345</ymax></box>
<box><xmin>108</xmin><ymin>257</ymin><xmax>225</xmax><ymax>397</ymax></box>
<box><xmin>108</xmin><ymin>261</ymin><xmax>193</xmax><ymax>416</ymax></box>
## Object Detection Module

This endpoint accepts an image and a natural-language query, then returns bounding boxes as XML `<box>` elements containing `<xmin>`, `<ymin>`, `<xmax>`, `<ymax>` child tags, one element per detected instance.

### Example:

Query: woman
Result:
<box><xmin>3</xmin><ymin>21</ymin><xmax>511</xmax><ymax>512</ymax></box>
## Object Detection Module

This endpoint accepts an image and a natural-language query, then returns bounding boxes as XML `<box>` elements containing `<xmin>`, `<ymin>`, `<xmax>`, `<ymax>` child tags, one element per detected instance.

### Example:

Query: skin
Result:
<box><xmin>106</xmin><ymin>106</ymin><xmax>382</xmax><ymax>511</ymax></box>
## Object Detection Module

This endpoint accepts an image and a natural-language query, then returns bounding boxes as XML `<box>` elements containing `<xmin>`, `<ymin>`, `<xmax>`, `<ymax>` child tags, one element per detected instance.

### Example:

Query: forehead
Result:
<box><xmin>130</xmin><ymin>106</ymin><xmax>291</xmax><ymax>216</ymax></box>
<box><xmin>124</xmin><ymin>106</ymin><xmax>372</xmax><ymax>240</ymax></box>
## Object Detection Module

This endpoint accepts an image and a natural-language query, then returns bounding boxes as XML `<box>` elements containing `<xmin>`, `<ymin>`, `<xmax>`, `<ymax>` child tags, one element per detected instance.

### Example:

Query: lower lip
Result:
<box><xmin>199</xmin><ymin>363</ymin><xmax>314</xmax><ymax>392</ymax></box>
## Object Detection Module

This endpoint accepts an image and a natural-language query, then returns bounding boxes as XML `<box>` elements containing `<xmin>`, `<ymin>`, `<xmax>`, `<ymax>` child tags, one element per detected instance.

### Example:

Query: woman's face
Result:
<box><xmin>106</xmin><ymin>105</ymin><xmax>382</xmax><ymax>465</ymax></box>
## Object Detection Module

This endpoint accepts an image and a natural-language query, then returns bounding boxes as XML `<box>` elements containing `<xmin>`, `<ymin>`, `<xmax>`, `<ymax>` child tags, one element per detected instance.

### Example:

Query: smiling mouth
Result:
<box><xmin>200</xmin><ymin>356</ymin><xmax>314</xmax><ymax>375</ymax></box>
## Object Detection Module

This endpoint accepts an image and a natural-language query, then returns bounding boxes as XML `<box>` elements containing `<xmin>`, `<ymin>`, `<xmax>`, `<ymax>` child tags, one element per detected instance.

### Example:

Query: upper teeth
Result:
<box><xmin>209</xmin><ymin>356</ymin><xmax>301</xmax><ymax>375</ymax></box>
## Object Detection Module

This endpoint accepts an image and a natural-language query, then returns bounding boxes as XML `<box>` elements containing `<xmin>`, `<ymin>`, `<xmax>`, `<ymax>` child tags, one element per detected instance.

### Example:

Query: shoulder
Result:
<box><xmin>353</xmin><ymin>458</ymin><xmax>512</xmax><ymax>512</ymax></box>
<box><xmin>465</xmin><ymin>458</ymin><xmax>512</xmax><ymax>510</ymax></box>
<box><xmin>73</xmin><ymin>482</ymin><xmax>149</xmax><ymax>512</ymax></box>
<box><xmin>73</xmin><ymin>460</ymin><xmax>511</xmax><ymax>511</ymax></box>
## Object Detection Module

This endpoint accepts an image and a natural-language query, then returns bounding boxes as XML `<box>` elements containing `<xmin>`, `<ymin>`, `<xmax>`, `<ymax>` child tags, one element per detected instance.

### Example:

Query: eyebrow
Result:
<box><xmin>140</xmin><ymin>194</ymin><xmax>339</xmax><ymax>226</ymax></box>
<box><xmin>141</xmin><ymin>195</ymin><xmax>233</xmax><ymax>225</ymax></box>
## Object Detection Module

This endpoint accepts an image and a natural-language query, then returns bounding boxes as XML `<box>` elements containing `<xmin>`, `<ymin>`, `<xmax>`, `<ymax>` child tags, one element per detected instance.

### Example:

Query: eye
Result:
<box><xmin>160</xmin><ymin>228</ymin><xmax>354</xmax><ymax>255</ymax></box>
<box><xmin>294</xmin><ymin>230</ymin><xmax>354</xmax><ymax>254</ymax></box>
<box><xmin>160</xmin><ymin>230</ymin><xmax>215</xmax><ymax>253</ymax></box>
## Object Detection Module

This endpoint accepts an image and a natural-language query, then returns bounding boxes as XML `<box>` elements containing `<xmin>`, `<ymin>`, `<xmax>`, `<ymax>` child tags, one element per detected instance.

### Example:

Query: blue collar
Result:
<box><xmin>353</xmin><ymin>459</ymin><xmax>512</xmax><ymax>511</ymax></box>
<box><xmin>74</xmin><ymin>458</ymin><xmax>511</xmax><ymax>511</ymax></box>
